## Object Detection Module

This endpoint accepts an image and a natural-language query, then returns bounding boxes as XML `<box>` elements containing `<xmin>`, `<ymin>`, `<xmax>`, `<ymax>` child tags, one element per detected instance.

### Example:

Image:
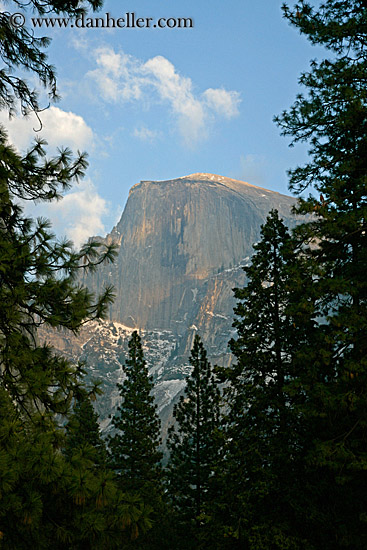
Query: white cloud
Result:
<box><xmin>0</xmin><ymin>106</ymin><xmax>94</xmax><ymax>152</ymax></box>
<box><xmin>203</xmin><ymin>88</ymin><xmax>241</xmax><ymax>118</ymax></box>
<box><xmin>70</xmin><ymin>34</ymin><xmax>90</xmax><ymax>53</ymax></box>
<box><xmin>25</xmin><ymin>180</ymin><xmax>108</xmax><ymax>248</ymax></box>
<box><xmin>142</xmin><ymin>55</ymin><xmax>206</xmax><ymax>145</ymax></box>
<box><xmin>86</xmin><ymin>47</ymin><xmax>241</xmax><ymax>145</ymax></box>
<box><xmin>133</xmin><ymin>126</ymin><xmax>159</xmax><ymax>142</ymax></box>
<box><xmin>96</xmin><ymin>48</ymin><xmax>123</xmax><ymax>77</ymax></box>
<box><xmin>88</xmin><ymin>48</ymin><xmax>143</xmax><ymax>103</ymax></box>
<box><xmin>90</xmin><ymin>72</ymin><xmax>121</xmax><ymax>103</ymax></box>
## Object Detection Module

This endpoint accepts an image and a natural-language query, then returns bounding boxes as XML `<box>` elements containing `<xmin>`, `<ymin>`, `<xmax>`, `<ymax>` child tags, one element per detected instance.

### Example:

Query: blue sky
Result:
<box><xmin>2</xmin><ymin>0</ymin><xmax>325</xmax><ymax>246</ymax></box>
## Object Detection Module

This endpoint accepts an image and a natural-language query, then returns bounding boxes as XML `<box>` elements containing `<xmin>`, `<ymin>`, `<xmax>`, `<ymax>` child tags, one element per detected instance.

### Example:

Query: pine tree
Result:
<box><xmin>167</xmin><ymin>335</ymin><xmax>221</xmax><ymax>542</ymax></box>
<box><xmin>0</xmin><ymin>385</ymin><xmax>154</xmax><ymax>549</ymax></box>
<box><xmin>65</xmin><ymin>393</ymin><xmax>107</xmax><ymax>466</ymax></box>
<box><xmin>214</xmin><ymin>210</ymin><xmax>317</xmax><ymax>550</ymax></box>
<box><xmin>273</xmin><ymin>2</ymin><xmax>367</xmax><ymax>547</ymax></box>
<box><xmin>0</xmin><ymin>0</ymin><xmax>103</xmax><ymax>117</ymax></box>
<box><xmin>0</xmin><ymin>126</ymin><xmax>117</xmax><ymax>418</ymax></box>
<box><xmin>0</xmin><ymin>6</ymin><xmax>117</xmax><ymax>420</ymax></box>
<box><xmin>59</xmin><ymin>390</ymin><xmax>153</xmax><ymax>549</ymax></box>
<box><xmin>108</xmin><ymin>331</ymin><xmax>162</xmax><ymax>492</ymax></box>
<box><xmin>0</xmin><ymin>387</ymin><xmax>65</xmax><ymax>548</ymax></box>
<box><xmin>0</xmin><ymin>19</ymin><xmax>118</xmax><ymax>548</ymax></box>
<box><xmin>0</xmin><ymin>2</ymin><xmax>156</xmax><ymax>545</ymax></box>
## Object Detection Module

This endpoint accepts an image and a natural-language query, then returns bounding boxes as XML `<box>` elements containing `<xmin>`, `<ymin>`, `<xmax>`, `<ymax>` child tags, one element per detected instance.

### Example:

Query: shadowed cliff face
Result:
<box><xmin>82</xmin><ymin>173</ymin><xmax>297</xmax><ymax>333</ymax></box>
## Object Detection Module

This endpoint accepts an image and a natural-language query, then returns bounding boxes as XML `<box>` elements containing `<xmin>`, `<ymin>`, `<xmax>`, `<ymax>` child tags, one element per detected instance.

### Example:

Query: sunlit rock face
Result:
<box><xmin>46</xmin><ymin>174</ymin><xmax>297</xmax><ymax>436</ymax></box>
<box><xmin>82</xmin><ymin>173</ymin><xmax>296</xmax><ymax>334</ymax></box>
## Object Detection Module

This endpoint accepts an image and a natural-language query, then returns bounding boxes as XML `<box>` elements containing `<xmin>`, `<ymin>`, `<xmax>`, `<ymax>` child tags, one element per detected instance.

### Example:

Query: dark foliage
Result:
<box><xmin>108</xmin><ymin>331</ymin><xmax>163</xmax><ymax>492</ymax></box>
<box><xmin>167</xmin><ymin>335</ymin><xmax>221</xmax><ymax>547</ymax></box>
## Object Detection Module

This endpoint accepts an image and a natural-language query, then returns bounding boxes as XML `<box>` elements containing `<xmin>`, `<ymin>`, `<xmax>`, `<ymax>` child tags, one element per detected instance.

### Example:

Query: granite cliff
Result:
<box><xmin>41</xmin><ymin>173</ymin><xmax>297</xmax><ymax>435</ymax></box>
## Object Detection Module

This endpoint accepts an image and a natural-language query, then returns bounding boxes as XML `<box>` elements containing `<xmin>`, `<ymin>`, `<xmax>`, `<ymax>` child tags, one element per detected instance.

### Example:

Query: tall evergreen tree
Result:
<box><xmin>167</xmin><ymin>335</ymin><xmax>221</xmax><ymax>544</ymax></box>
<box><xmin>65</xmin><ymin>393</ymin><xmax>107</xmax><ymax>466</ymax></box>
<box><xmin>273</xmin><ymin>2</ymin><xmax>367</xmax><ymax>547</ymax></box>
<box><xmin>0</xmin><ymin>384</ymin><xmax>154</xmax><ymax>549</ymax></box>
<box><xmin>213</xmin><ymin>210</ymin><xmax>317</xmax><ymax>550</ymax></box>
<box><xmin>0</xmin><ymin>125</ymin><xmax>116</xmax><ymax>417</ymax></box>
<box><xmin>0</xmin><ymin>2</ymin><xmax>156</xmax><ymax>546</ymax></box>
<box><xmin>108</xmin><ymin>331</ymin><xmax>162</xmax><ymax>492</ymax></box>
<box><xmin>0</xmin><ymin>2</ymin><xmax>117</xmax><ymax>416</ymax></box>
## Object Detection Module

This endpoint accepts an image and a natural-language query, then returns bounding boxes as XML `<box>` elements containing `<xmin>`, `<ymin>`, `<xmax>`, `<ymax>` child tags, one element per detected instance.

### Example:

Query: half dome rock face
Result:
<box><xmin>82</xmin><ymin>173</ymin><xmax>297</xmax><ymax>333</ymax></box>
<box><xmin>48</xmin><ymin>173</ymin><xmax>298</xmax><ymax>435</ymax></box>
